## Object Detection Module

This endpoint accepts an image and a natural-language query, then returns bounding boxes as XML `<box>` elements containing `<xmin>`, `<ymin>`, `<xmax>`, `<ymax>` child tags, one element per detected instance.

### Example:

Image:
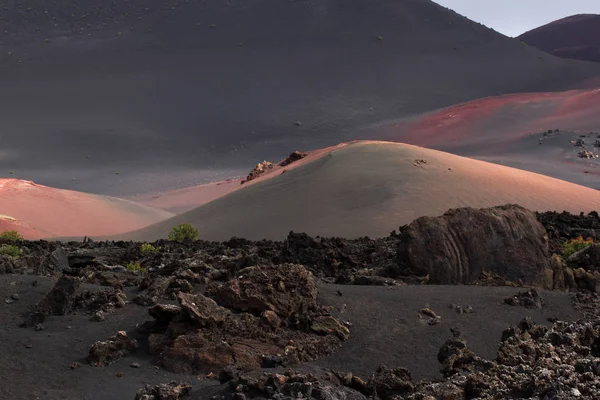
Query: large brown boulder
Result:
<box><xmin>207</xmin><ymin>264</ymin><xmax>318</xmax><ymax>318</ymax></box>
<box><xmin>397</xmin><ymin>205</ymin><xmax>551</xmax><ymax>286</ymax></box>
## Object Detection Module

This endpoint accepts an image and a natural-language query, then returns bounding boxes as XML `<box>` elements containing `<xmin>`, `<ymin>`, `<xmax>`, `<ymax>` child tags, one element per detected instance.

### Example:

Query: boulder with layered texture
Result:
<box><xmin>397</xmin><ymin>205</ymin><xmax>552</xmax><ymax>286</ymax></box>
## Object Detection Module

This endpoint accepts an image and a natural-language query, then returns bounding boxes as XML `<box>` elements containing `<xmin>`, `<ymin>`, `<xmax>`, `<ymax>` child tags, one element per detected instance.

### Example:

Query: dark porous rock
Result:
<box><xmin>68</xmin><ymin>247</ymin><xmax>127</xmax><ymax>269</ymax></box>
<box><xmin>260</xmin><ymin>310</ymin><xmax>281</xmax><ymax>331</ymax></box>
<box><xmin>352</xmin><ymin>275</ymin><xmax>396</xmax><ymax>286</ymax></box>
<box><xmin>310</xmin><ymin>316</ymin><xmax>350</xmax><ymax>340</ymax></box>
<box><xmin>219</xmin><ymin>365</ymin><xmax>243</xmax><ymax>384</ymax></box>
<box><xmin>437</xmin><ymin>328</ymin><xmax>479</xmax><ymax>377</ymax></box>
<box><xmin>279</xmin><ymin>151</ymin><xmax>308</xmax><ymax>167</ymax></box>
<box><xmin>368</xmin><ymin>365</ymin><xmax>414</xmax><ymax>399</ymax></box>
<box><xmin>398</xmin><ymin>205</ymin><xmax>552</xmax><ymax>286</ymax></box>
<box><xmin>88</xmin><ymin>331</ymin><xmax>139</xmax><ymax>367</ymax></box>
<box><xmin>568</xmin><ymin>244</ymin><xmax>600</xmax><ymax>271</ymax></box>
<box><xmin>177</xmin><ymin>292</ymin><xmax>229</xmax><ymax>327</ymax></box>
<box><xmin>214</xmin><ymin>370</ymin><xmax>367</xmax><ymax>400</ymax></box>
<box><xmin>36</xmin><ymin>275</ymin><xmax>80</xmax><ymax>316</ymax></box>
<box><xmin>504</xmin><ymin>288</ymin><xmax>545</xmax><ymax>309</ymax></box>
<box><xmin>48</xmin><ymin>247</ymin><xmax>69</xmax><ymax>272</ymax></box>
<box><xmin>160</xmin><ymin>332</ymin><xmax>234</xmax><ymax>374</ymax></box>
<box><xmin>134</xmin><ymin>381</ymin><xmax>192</xmax><ymax>400</ymax></box>
<box><xmin>72</xmin><ymin>288</ymin><xmax>127</xmax><ymax>315</ymax></box>
<box><xmin>0</xmin><ymin>255</ymin><xmax>17</xmax><ymax>274</ymax></box>
<box><xmin>206</xmin><ymin>264</ymin><xmax>317</xmax><ymax>318</ymax></box>
<box><xmin>134</xmin><ymin>276</ymin><xmax>172</xmax><ymax>306</ymax></box>
<box><xmin>148</xmin><ymin>304</ymin><xmax>181</xmax><ymax>324</ymax></box>
<box><xmin>241</xmin><ymin>161</ymin><xmax>274</xmax><ymax>184</ymax></box>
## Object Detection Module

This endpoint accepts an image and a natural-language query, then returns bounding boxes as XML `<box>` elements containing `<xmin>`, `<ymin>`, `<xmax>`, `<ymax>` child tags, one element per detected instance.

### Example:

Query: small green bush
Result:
<box><xmin>126</xmin><ymin>261</ymin><xmax>146</xmax><ymax>273</ymax></box>
<box><xmin>0</xmin><ymin>230</ymin><xmax>24</xmax><ymax>243</ymax></box>
<box><xmin>0</xmin><ymin>244</ymin><xmax>21</xmax><ymax>258</ymax></box>
<box><xmin>168</xmin><ymin>223</ymin><xmax>198</xmax><ymax>242</ymax></box>
<box><xmin>140</xmin><ymin>243</ymin><xmax>158</xmax><ymax>256</ymax></box>
<box><xmin>563</xmin><ymin>236</ymin><xmax>594</xmax><ymax>258</ymax></box>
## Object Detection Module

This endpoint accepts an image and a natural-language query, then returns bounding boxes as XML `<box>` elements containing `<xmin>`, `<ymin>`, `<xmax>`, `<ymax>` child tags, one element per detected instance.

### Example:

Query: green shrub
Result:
<box><xmin>168</xmin><ymin>223</ymin><xmax>198</xmax><ymax>242</ymax></box>
<box><xmin>0</xmin><ymin>244</ymin><xmax>21</xmax><ymax>258</ymax></box>
<box><xmin>0</xmin><ymin>230</ymin><xmax>23</xmax><ymax>243</ymax></box>
<box><xmin>126</xmin><ymin>261</ymin><xmax>146</xmax><ymax>273</ymax></box>
<box><xmin>563</xmin><ymin>236</ymin><xmax>594</xmax><ymax>258</ymax></box>
<box><xmin>140</xmin><ymin>243</ymin><xmax>158</xmax><ymax>256</ymax></box>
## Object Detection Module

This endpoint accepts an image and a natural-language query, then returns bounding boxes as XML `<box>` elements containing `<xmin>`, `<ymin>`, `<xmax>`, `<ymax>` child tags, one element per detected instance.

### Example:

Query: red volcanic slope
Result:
<box><xmin>397</xmin><ymin>88</ymin><xmax>600</xmax><ymax>148</ymax></box>
<box><xmin>518</xmin><ymin>14</ymin><xmax>600</xmax><ymax>62</ymax></box>
<box><xmin>0</xmin><ymin>179</ymin><xmax>173</xmax><ymax>239</ymax></box>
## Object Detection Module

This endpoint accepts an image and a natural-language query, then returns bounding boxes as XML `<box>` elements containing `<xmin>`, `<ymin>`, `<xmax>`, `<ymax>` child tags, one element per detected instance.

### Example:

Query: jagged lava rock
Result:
<box><xmin>206</xmin><ymin>264</ymin><xmax>317</xmax><ymax>318</ymax></box>
<box><xmin>134</xmin><ymin>381</ymin><xmax>192</xmax><ymax>400</ymax></box>
<box><xmin>177</xmin><ymin>292</ymin><xmax>229</xmax><ymax>326</ymax></box>
<box><xmin>88</xmin><ymin>331</ymin><xmax>139</xmax><ymax>366</ymax></box>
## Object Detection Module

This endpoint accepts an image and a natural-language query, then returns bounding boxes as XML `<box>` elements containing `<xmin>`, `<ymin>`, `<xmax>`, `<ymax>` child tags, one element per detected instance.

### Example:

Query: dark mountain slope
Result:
<box><xmin>518</xmin><ymin>14</ymin><xmax>600</xmax><ymax>62</ymax></box>
<box><xmin>1</xmin><ymin>0</ymin><xmax>599</xmax><ymax>195</ymax></box>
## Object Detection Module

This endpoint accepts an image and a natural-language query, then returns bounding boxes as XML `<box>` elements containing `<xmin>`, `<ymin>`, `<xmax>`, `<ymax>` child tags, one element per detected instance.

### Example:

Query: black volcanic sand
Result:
<box><xmin>0</xmin><ymin>274</ymin><xmax>579</xmax><ymax>400</ymax></box>
<box><xmin>1</xmin><ymin>0</ymin><xmax>599</xmax><ymax>195</ymax></box>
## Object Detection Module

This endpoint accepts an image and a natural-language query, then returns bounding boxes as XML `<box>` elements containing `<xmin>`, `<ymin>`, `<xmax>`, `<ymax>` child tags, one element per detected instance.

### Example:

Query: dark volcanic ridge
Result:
<box><xmin>519</xmin><ymin>14</ymin><xmax>600</xmax><ymax>62</ymax></box>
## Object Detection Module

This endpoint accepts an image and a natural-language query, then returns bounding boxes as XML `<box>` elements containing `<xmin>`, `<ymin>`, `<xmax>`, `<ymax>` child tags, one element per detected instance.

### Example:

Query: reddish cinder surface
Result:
<box><xmin>518</xmin><ymin>14</ymin><xmax>600</xmax><ymax>62</ymax></box>
<box><xmin>400</xmin><ymin>88</ymin><xmax>600</xmax><ymax>148</ymax></box>
<box><xmin>0</xmin><ymin>179</ymin><xmax>173</xmax><ymax>239</ymax></box>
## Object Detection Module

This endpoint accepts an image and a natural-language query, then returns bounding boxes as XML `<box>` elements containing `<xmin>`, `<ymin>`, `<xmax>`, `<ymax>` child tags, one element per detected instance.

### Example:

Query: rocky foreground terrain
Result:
<box><xmin>2</xmin><ymin>205</ymin><xmax>600</xmax><ymax>399</ymax></box>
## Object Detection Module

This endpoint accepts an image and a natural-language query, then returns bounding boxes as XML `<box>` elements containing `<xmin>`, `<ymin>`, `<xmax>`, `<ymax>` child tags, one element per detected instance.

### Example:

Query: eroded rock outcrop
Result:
<box><xmin>143</xmin><ymin>264</ymin><xmax>347</xmax><ymax>375</ymax></box>
<box><xmin>398</xmin><ymin>205</ymin><xmax>552</xmax><ymax>286</ymax></box>
<box><xmin>206</xmin><ymin>264</ymin><xmax>318</xmax><ymax>318</ymax></box>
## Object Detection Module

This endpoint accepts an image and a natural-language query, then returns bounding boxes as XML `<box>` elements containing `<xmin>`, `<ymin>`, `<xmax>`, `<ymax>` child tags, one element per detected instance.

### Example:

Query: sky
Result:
<box><xmin>434</xmin><ymin>0</ymin><xmax>599</xmax><ymax>37</ymax></box>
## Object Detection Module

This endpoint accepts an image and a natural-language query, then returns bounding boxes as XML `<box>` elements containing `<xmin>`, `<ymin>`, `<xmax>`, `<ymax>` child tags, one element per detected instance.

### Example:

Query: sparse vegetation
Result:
<box><xmin>126</xmin><ymin>261</ymin><xmax>146</xmax><ymax>273</ymax></box>
<box><xmin>140</xmin><ymin>243</ymin><xmax>158</xmax><ymax>256</ymax></box>
<box><xmin>168</xmin><ymin>223</ymin><xmax>198</xmax><ymax>242</ymax></box>
<box><xmin>563</xmin><ymin>236</ymin><xmax>594</xmax><ymax>258</ymax></box>
<box><xmin>0</xmin><ymin>230</ymin><xmax>24</xmax><ymax>243</ymax></box>
<box><xmin>0</xmin><ymin>244</ymin><xmax>21</xmax><ymax>258</ymax></box>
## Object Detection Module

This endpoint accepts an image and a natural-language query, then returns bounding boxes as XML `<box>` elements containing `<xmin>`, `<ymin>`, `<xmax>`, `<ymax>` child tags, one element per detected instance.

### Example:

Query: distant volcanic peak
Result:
<box><xmin>550</xmin><ymin>14</ymin><xmax>599</xmax><ymax>25</ymax></box>
<box><xmin>521</xmin><ymin>14</ymin><xmax>600</xmax><ymax>34</ymax></box>
<box><xmin>518</xmin><ymin>14</ymin><xmax>600</xmax><ymax>62</ymax></box>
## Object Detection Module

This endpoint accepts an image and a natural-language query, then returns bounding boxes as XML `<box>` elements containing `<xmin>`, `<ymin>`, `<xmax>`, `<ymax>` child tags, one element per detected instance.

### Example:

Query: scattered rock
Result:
<box><xmin>134</xmin><ymin>382</ymin><xmax>192</xmax><ymax>400</ymax></box>
<box><xmin>437</xmin><ymin>328</ymin><xmax>479</xmax><ymax>376</ymax></box>
<box><xmin>279</xmin><ymin>151</ymin><xmax>308</xmax><ymax>167</ymax></box>
<box><xmin>368</xmin><ymin>365</ymin><xmax>414</xmax><ymax>398</ymax></box>
<box><xmin>420</xmin><ymin>307</ymin><xmax>439</xmax><ymax>319</ymax></box>
<box><xmin>504</xmin><ymin>288</ymin><xmax>545</xmax><ymax>309</ymax></box>
<box><xmin>88</xmin><ymin>331</ymin><xmax>139</xmax><ymax>367</ymax></box>
<box><xmin>241</xmin><ymin>161</ymin><xmax>274</xmax><ymax>184</ymax></box>
<box><xmin>310</xmin><ymin>316</ymin><xmax>350</xmax><ymax>339</ymax></box>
